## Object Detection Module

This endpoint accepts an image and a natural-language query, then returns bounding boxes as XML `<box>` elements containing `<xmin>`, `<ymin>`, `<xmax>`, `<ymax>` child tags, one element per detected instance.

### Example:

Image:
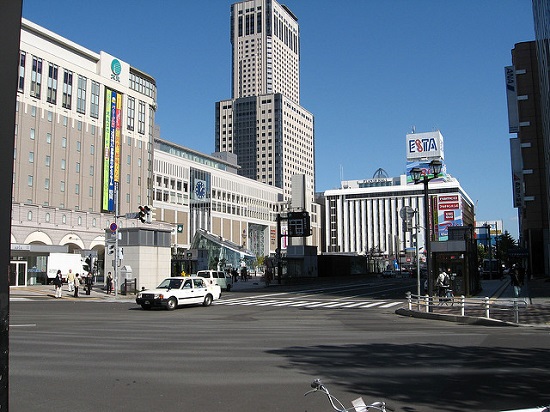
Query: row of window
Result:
<box><xmin>24</xmin><ymin>210</ymin><xmax>100</xmax><ymax>227</ymax></box>
<box><xmin>20</xmin><ymin>52</ymin><xmax>150</xmax><ymax>135</ymax></box>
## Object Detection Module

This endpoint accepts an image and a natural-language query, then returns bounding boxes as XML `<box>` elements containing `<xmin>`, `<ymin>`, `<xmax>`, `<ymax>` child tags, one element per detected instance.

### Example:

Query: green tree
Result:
<box><xmin>496</xmin><ymin>231</ymin><xmax>517</xmax><ymax>267</ymax></box>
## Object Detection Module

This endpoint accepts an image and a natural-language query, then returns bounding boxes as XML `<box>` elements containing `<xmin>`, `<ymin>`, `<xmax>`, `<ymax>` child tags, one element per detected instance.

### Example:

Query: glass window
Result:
<box><xmin>60</xmin><ymin>181</ymin><xmax>65</xmax><ymax>192</ymax></box>
<box><xmin>47</xmin><ymin>63</ymin><xmax>58</xmax><ymax>104</ymax></box>
<box><xmin>127</xmin><ymin>96</ymin><xmax>135</xmax><ymax>131</ymax></box>
<box><xmin>45</xmin><ymin>213</ymin><xmax>50</xmax><ymax>222</ymax></box>
<box><xmin>45</xmin><ymin>178</ymin><xmax>49</xmax><ymax>189</ymax></box>
<box><xmin>62</xmin><ymin>70</ymin><xmax>73</xmax><ymax>109</ymax></box>
<box><xmin>28</xmin><ymin>152</ymin><xmax>34</xmax><ymax>163</ymax></box>
<box><xmin>28</xmin><ymin>175</ymin><xmax>33</xmax><ymax>187</ymax></box>
<box><xmin>138</xmin><ymin>101</ymin><xmax>145</xmax><ymax>134</ymax></box>
<box><xmin>75</xmin><ymin>184</ymin><xmax>80</xmax><ymax>195</ymax></box>
<box><xmin>46</xmin><ymin>133</ymin><xmax>51</xmax><ymax>144</ymax></box>
<box><xmin>90</xmin><ymin>81</ymin><xmax>100</xmax><ymax>119</ymax></box>
<box><xmin>27</xmin><ymin>211</ymin><xmax>32</xmax><ymax>221</ymax></box>
<box><xmin>18</xmin><ymin>52</ymin><xmax>26</xmax><ymax>92</ymax></box>
<box><xmin>30</xmin><ymin>128</ymin><xmax>35</xmax><ymax>140</ymax></box>
<box><xmin>89</xmin><ymin>166</ymin><xmax>94</xmax><ymax>176</ymax></box>
<box><xmin>90</xmin><ymin>145</ymin><xmax>95</xmax><ymax>155</ymax></box>
<box><xmin>77</xmin><ymin>75</ymin><xmax>86</xmax><ymax>114</ymax></box>
<box><xmin>30</xmin><ymin>56</ymin><xmax>42</xmax><ymax>99</ymax></box>
<box><xmin>76</xmin><ymin>162</ymin><xmax>80</xmax><ymax>173</ymax></box>
<box><xmin>45</xmin><ymin>156</ymin><xmax>50</xmax><ymax>167</ymax></box>
<box><xmin>61</xmin><ymin>137</ymin><xmax>67</xmax><ymax>148</ymax></box>
<box><xmin>76</xmin><ymin>141</ymin><xmax>81</xmax><ymax>152</ymax></box>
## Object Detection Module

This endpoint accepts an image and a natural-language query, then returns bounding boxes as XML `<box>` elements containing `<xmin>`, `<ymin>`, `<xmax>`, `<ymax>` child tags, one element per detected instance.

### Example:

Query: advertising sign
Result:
<box><xmin>406</xmin><ymin>131</ymin><xmax>445</xmax><ymax>161</ymax></box>
<box><xmin>406</xmin><ymin>160</ymin><xmax>447</xmax><ymax>184</ymax></box>
<box><xmin>505</xmin><ymin>66</ymin><xmax>520</xmax><ymax>133</ymax></box>
<box><xmin>510</xmin><ymin>137</ymin><xmax>523</xmax><ymax>208</ymax></box>
<box><xmin>435</xmin><ymin>194</ymin><xmax>463</xmax><ymax>241</ymax></box>
<box><xmin>102</xmin><ymin>88</ymin><xmax>122</xmax><ymax>212</ymax></box>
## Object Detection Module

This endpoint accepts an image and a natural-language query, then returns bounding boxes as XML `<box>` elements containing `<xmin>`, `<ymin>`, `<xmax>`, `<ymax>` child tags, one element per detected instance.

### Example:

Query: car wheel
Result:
<box><xmin>141</xmin><ymin>304</ymin><xmax>152</xmax><ymax>310</ymax></box>
<box><xmin>203</xmin><ymin>294</ymin><xmax>213</xmax><ymax>306</ymax></box>
<box><xmin>166</xmin><ymin>297</ymin><xmax>177</xmax><ymax>311</ymax></box>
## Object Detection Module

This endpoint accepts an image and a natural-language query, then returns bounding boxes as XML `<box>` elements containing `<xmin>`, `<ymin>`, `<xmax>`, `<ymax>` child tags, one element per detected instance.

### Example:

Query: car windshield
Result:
<box><xmin>157</xmin><ymin>279</ymin><xmax>183</xmax><ymax>289</ymax></box>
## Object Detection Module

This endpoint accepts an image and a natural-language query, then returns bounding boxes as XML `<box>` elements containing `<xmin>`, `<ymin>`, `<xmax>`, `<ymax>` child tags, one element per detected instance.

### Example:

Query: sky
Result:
<box><xmin>22</xmin><ymin>0</ymin><xmax>535</xmax><ymax>240</ymax></box>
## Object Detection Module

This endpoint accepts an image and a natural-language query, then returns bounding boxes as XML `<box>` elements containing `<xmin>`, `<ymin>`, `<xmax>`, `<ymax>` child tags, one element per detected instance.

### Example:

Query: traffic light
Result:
<box><xmin>138</xmin><ymin>205</ymin><xmax>147</xmax><ymax>223</ymax></box>
<box><xmin>145</xmin><ymin>205</ymin><xmax>153</xmax><ymax>224</ymax></box>
<box><xmin>107</xmin><ymin>244</ymin><xmax>115</xmax><ymax>255</ymax></box>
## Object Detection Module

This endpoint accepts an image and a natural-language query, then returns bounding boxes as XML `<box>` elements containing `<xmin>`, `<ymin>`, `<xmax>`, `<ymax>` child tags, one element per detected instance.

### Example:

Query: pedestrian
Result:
<box><xmin>74</xmin><ymin>273</ymin><xmax>80</xmax><ymax>297</ymax></box>
<box><xmin>232</xmin><ymin>268</ymin><xmax>238</xmax><ymax>283</ymax></box>
<box><xmin>436</xmin><ymin>268</ymin><xmax>450</xmax><ymax>297</ymax></box>
<box><xmin>53</xmin><ymin>269</ymin><xmax>63</xmax><ymax>298</ymax></box>
<box><xmin>67</xmin><ymin>269</ymin><xmax>75</xmax><ymax>293</ymax></box>
<box><xmin>241</xmin><ymin>266</ymin><xmax>248</xmax><ymax>282</ymax></box>
<box><xmin>106</xmin><ymin>272</ymin><xmax>113</xmax><ymax>294</ymax></box>
<box><xmin>510</xmin><ymin>264</ymin><xmax>524</xmax><ymax>298</ymax></box>
<box><xmin>85</xmin><ymin>272</ymin><xmax>93</xmax><ymax>295</ymax></box>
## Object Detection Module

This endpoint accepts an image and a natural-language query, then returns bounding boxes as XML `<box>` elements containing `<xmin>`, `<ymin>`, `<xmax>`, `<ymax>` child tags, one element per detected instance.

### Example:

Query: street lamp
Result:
<box><xmin>410</xmin><ymin>159</ymin><xmax>443</xmax><ymax>299</ymax></box>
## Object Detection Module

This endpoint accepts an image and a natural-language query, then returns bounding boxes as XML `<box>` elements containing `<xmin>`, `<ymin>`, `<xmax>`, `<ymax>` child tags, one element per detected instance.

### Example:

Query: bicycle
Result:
<box><xmin>305</xmin><ymin>379</ymin><xmax>392</xmax><ymax>412</ymax></box>
<box><xmin>438</xmin><ymin>287</ymin><xmax>454</xmax><ymax>306</ymax></box>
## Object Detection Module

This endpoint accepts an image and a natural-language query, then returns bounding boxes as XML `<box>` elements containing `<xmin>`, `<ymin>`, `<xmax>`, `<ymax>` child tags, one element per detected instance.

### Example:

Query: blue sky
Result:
<box><xmin>22</xmin><ymin>0</ymin><xmax>534</xmax><ymax>239</ymax></box>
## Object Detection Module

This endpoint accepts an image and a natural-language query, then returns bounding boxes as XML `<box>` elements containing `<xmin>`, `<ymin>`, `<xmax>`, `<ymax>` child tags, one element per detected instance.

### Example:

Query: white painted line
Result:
<box><xmin>379</xmin><ymin>301</ymin><xmax>402</xmax><ymax>308</ymax></box>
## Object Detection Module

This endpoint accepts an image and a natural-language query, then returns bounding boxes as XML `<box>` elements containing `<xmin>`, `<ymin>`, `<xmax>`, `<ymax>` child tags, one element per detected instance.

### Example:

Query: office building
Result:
<box><xmin>506</xmin><ymin>41</ymin><xmax>548</xmax><ymax>276</ymax></box>
<box><xmin>215</xmin><ymin>0</ymin><xmax>315</xmax><ymax>207</ymax></box>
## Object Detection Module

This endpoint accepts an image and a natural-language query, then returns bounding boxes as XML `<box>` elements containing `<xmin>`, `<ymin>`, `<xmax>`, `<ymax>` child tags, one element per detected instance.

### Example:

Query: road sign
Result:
<box><xmin>110</xmin><ymin>223</ymin><xmax>118</xmax><ymax>232</ymax></box>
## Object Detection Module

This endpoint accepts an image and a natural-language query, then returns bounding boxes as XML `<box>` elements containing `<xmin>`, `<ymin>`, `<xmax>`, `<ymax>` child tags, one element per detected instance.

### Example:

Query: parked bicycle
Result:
<box><xmin>305</xmin><ymin>379</ymin><xmax>392</xmax><ymax>412</ymax></box>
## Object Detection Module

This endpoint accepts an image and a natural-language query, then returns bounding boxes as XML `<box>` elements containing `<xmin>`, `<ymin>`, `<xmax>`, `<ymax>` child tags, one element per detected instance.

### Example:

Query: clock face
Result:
<box><xmin>195</xmin><ymin>180</ymin><xmax>206</xmax><ymax>199</ymax></box>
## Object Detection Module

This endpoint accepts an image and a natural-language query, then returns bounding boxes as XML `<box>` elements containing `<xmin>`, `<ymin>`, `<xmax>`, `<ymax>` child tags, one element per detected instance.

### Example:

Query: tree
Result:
<box><xmin>496</xmin><ymin>230</ymin><xmax>517</xmax><ymax>267</ymax></box>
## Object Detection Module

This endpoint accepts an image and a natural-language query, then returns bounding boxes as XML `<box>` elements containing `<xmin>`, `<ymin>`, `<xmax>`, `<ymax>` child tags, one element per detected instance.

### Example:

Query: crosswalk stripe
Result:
<box><xmin>379</xmin><ymin>301</ymin><xmax>402</xmax><ymax>308</ymax></box>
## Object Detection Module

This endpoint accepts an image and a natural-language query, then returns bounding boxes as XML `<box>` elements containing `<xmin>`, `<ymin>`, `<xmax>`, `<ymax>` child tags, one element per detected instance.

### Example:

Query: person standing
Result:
<box><xmin>53</xmin><ymin>270</ymin><xmax>63</xmax><ymax>298</ymax></box>
<box><xmin>106</xmin><ymin>272</ymin><xmax>113</xmax><ymax>294</ymax></box>
<box><xmin>73</xmin><ymin>273</ymin><xmax>80</xmax><ymax>297</ymax></box>
<box><xmin>66</xmin><ymin>269</ymin><xmax>75</xmax><ymax>293</ymax></box>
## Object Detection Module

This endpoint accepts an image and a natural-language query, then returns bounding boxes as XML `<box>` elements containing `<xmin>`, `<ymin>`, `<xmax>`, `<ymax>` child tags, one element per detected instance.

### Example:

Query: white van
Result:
<box><xmin>196</xmin><ymin>270</ymin><xmax>233</xmax><ymax>291</ymax></box>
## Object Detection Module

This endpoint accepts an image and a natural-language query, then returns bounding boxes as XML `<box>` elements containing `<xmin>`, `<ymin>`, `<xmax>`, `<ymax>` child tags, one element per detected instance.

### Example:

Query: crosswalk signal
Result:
<box><xmin>145</xmin><ymin>205</ymin><xmax>153</xmax><ymax>224</ymax></box>
<box><xmin>107</xmin><ymin>244</ymin><xmax>115</xmax><ymax>255</ymax></box>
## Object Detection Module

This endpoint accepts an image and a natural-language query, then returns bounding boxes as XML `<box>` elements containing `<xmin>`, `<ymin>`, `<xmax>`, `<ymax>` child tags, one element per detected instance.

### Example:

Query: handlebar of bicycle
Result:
<box><xmin>305</xmin><ymin>379</ymin><xmax>392</xmax><ymax>412</ymax></box>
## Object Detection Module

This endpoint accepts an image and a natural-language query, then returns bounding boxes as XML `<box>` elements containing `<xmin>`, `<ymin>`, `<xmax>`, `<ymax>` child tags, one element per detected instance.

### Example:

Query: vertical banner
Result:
<box><xmin>102</xmin><ymin>88</ymin><xmax>121</xmax><ymax>211</ymax></box>
<box><xmin>505</xmin><ymin>66</ymin><xmax>519</xmax><ymax>133</ymax></box>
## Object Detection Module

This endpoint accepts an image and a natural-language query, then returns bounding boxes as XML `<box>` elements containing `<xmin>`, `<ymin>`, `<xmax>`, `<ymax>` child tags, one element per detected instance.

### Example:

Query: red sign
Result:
<box><xmin>444</xmin><ymin>211</ymin><xmax>455</xmax><ymax>221</ymax></box>
<box><xmin>439</xmin><ymin>195</ymin><xmax>458</xmax><ymax>202</ymax></box>
<box><xmin>439</xmin><ymin>203</ymin><xmax>459</xmax><ymax>210</ymax></box>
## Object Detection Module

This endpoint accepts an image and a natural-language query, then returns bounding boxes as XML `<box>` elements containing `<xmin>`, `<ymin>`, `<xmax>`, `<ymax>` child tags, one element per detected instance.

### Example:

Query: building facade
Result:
<box><xmin>506</xmin><ymin>41</ymin><xmax>549</xmax><ymax>276</ymax></box>
<box><xmin>324</xmin><ymin>174</ymin><xmax>475</xmax><ymax>262</ymax></box>
<box><xmin>11</xmin><ymin>19</ymin><xmax>157</xmax><ymax>285</ymax></box>
<box><xmin>215</xmin><ymin>0</ymin><xmax>315</xmax><ymax>206</ymax></box>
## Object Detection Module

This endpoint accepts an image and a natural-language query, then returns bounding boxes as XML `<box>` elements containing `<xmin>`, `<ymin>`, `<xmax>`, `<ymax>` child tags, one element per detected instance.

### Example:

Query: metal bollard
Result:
<box><xmin>484</xmin><ymin>297</ymin><xmax>490</xmax><ymax>318</ymax></box>
<box><xmin>460</xmin><ymin>296</ymin><xmax>465</xmax><ymax>316</ymax></box>
<box><xmin>514</xmin><ymin>300</ymin><xmax>519</xmax><ymax>323</ymax></box>
<box><xmin>424</xmin><ymin>295</ymin><xmax>430</xmax><ymax>313</ymax></box>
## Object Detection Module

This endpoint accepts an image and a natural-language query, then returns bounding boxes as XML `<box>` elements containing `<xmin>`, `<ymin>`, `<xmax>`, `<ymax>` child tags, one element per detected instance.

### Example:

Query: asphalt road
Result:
<box><xmin>8</xmin><ymin>283</ymin><xmax>550</xmax><ymax>412</ymax></box>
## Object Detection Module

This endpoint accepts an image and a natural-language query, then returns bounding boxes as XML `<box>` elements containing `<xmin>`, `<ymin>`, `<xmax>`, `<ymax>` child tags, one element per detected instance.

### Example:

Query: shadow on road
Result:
<box><xmin>268</xmin><ymin>342</ymin><xmax>550</xmax><ymax>412</ymax></box>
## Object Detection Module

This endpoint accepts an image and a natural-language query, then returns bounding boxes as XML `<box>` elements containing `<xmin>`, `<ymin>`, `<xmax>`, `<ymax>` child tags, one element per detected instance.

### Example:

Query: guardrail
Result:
<box><xmin>405</xmin><ymin>292</ymin><xmax>529</xmax><ymax>324</ymax></box>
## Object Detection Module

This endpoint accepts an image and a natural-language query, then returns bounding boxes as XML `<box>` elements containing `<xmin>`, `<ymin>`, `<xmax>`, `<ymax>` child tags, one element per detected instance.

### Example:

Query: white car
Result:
<box><xmin>136</xmin><ymin>277</ymin><xmax>222</xmax><ymax>310</ymax></box>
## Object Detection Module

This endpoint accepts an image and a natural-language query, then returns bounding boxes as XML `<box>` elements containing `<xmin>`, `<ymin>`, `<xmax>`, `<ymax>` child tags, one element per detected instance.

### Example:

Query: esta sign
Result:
<box><xmin>406</xmin><ymin>131</ymin><xmax>444</xmax><ymax>160</ymax></box>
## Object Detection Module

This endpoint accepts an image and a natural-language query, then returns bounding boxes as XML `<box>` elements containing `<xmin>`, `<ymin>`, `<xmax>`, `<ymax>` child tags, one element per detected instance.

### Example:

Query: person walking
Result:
<box><xmin>53</xmin><ymin>270</ymin><xmax>63</xmax><ymax>298</ymax></box>
<box><xmin>436</xmin><ymin>268</ymin><xmax>450</xmax><ymax>298</ymax></box>
<box><xmin>106</xmin><ymin>272</ymin><xmax>113</xmax><ymax>294</ymax></box>
<box><xmin>66</xmin><ymin>269</ymin><xmax>75</xmax><ymax>293</ymax></box>
<box><xmin>510</xmin><ymin>264</ymin><xmax>524</xmax><ymax>298</ymax></box>
<box><xmin>73</xmin><ymin>273</ymin><xmax>80</xmax><ymax>297</ymax></box>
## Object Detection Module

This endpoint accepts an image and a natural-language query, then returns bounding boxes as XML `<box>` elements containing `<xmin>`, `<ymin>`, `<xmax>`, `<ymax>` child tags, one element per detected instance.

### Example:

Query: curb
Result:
<box><xmin>395</xmin><ymin>307</ymin><xmax>520</xmax><ymax>327</ymax></box>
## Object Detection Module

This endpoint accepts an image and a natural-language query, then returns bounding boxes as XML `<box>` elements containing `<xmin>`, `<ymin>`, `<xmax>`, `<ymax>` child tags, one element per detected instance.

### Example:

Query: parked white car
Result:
<box><xmin>136</xmin><ymin>277</ymin><xmax>222</xmax><ymax>310</ymax></box>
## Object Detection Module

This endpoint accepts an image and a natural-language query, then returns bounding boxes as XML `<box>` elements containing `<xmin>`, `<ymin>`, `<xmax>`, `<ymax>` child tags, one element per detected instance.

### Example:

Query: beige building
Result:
<box><xmin>216</xmin><ymin>0</ymin><xmax>315</xmax><ymax>208</ymax></box>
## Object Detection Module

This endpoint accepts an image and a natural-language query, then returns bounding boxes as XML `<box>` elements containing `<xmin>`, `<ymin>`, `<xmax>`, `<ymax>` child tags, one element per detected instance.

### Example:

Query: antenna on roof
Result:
<box><xmin>411</xmin><ymin>125</ymin><xmax>416</xmax><ymax>134</ymax></box>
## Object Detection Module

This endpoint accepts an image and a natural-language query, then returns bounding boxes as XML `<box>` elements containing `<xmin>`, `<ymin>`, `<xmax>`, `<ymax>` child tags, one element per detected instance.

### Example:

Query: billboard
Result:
<box><xmin>505</xmin><ymin>66</ymin><xmax>520</xmax><ymax>134</ymax></box>
<box><xmin>102</xmin><ymin>88</ymin><xmax>122</xmax><ymax>212</ymax></box>
<box><xmin>510</xmin><ymin>137</ymin><xmax>523</xmax><ymax>208</ymax></box>
<box><xmin>406</xmin><ymin>160</ymin><xmax>447</xmax><ymax>184</ymax></box>
<box><xmin>434</xmin><ymin>194</ymin><xmax>463</xmax><ymax>241</ymax></box>
<box><xmin>406</xmin><ymin>130</ymin><xmax>444</xmax><ymax>161</ymax></box>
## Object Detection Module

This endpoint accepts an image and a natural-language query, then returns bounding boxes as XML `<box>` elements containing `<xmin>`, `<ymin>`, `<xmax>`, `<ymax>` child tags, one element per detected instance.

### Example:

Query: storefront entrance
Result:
<box><xmin>9</xmin><ymin>261</ymin><xmax>28</xmax><ymax>287</ymax></box>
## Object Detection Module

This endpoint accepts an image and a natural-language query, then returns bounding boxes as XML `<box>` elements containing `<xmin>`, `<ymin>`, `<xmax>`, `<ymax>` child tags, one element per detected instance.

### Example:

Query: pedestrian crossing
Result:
<box><xmin>214</xmin><ymin>297</ymin><xmax>403</xmax><ymax>310</ymax></box>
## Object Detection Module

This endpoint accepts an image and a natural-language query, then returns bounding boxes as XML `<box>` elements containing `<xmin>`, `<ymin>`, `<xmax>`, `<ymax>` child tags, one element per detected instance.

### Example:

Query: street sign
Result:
<box><xmin>110</xmin><ymin>223</ymin><xmax>118</xmax><ymax>232</ymax></box>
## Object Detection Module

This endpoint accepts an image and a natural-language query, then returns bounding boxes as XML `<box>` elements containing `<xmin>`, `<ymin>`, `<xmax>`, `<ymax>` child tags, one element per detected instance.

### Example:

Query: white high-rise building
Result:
<box><xmin>216</xmin><ymin>0</ymin><xmax>315</xmax><ymax>205</ymax></box>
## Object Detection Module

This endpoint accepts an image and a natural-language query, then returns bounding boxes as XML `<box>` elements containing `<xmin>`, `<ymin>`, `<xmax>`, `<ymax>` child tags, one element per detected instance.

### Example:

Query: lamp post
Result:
<box><xmin>410</xmin><ymin>159</ymin><xmax>442</xmax><ymax>299</ymax></box>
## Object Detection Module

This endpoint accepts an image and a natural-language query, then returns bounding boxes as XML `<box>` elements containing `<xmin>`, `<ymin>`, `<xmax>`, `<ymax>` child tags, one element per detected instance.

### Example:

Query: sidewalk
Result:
<box><xmin>397</xmin><ymin>275</ymin><xmax>550</xmax><ymax>327</ymax></box>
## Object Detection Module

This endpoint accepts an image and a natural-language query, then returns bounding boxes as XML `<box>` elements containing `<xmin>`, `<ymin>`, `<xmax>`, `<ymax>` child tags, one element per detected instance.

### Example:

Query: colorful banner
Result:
<box><xmin>435</xmin><ymin>194</ymin><xmax>463</xmax><ymax>241</ymax></box>
<box><xmin>102</xmin><ymin>88</ymin><xmax>121</xmax><ymax>212</ymax></box>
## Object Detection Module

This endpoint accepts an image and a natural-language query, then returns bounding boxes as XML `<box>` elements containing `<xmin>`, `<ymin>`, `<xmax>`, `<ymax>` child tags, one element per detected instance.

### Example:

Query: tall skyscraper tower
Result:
<box><xmin>216</xmin><ymin>0</ymin><xmax>315</xmax><ymax>204</ymax></box>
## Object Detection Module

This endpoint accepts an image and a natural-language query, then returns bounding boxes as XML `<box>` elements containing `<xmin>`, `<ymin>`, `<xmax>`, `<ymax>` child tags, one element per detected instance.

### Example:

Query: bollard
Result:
<box><xmin>406</xmin><ymin>292</ymin><xmax>412</xmax><ymax>310</ymax></box>
<box><xmin>460</xmin><ymin>295</ymin><xmax>465</xmax><ymax>316</ymax></box>
<box><xmin>424</xmin><ymin>295</ymin><xmax>430</xmax><ymax>313</ymax></box>
<box><xmin>514</xmin><ymin>300</ymin><xmax>519</xmax><ymax>323</ymax></box>
<box><xmin>484</xmin><ymin>297</ymin><xmax>490</xmax><ymax>318</ymax></box>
